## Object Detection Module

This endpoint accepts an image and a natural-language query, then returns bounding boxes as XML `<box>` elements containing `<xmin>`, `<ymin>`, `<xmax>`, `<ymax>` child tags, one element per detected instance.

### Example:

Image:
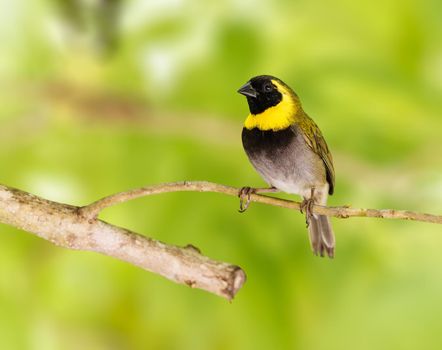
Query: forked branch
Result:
<box><xmin>0</xmin><ymin>181</ymin><xmax>440</xmax><ymax>302</ymax></box>
<box><xmin>0</xmin><ymin>184</ymin><xmax>245</xmax><ymax>300</ymax></box>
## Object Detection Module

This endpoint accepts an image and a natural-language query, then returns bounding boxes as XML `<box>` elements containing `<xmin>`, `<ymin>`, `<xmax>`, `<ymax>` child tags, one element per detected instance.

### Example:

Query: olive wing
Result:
<box><xmin>293</xmin><ymin>117</ymin><xmax>335</xmax><ymax>195</ymax></box>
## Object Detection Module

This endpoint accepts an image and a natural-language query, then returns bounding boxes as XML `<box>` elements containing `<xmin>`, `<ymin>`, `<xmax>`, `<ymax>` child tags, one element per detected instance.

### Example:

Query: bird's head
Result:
<box><xmin>238</xmin><ymin>75</ymin><xmax>301</xmax><ymax>131</ymax></box>
<box><xmin>237</xmin><ymin>75</ymin><xmax>299</xmax><ymax>114</ymax></box>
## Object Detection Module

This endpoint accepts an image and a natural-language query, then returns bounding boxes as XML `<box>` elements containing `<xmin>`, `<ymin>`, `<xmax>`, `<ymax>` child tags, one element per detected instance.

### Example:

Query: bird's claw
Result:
<box><xmin>238</xmin><ymin>187</ymin><xmax>256</xmax><ymax>213</ymax></box>
<box><xmin>300</xmin><ymin>197</ymin><xmax>315</xmax><ymax>227</ymax></box>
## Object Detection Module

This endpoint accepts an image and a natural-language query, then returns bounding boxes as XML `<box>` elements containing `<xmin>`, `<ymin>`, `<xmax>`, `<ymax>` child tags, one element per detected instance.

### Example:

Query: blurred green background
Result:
<box><xmin>1</xmin><ymin>0</ymin><xmax>442</xmax><ymax>349</ymax></box>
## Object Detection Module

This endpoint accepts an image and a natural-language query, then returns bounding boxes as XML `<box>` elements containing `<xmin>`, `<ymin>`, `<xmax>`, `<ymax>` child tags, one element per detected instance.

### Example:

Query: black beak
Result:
<box><xmin>237</xmin><ymin>82</ymin><xmax>257</xmax><ymax>98</ymax></box>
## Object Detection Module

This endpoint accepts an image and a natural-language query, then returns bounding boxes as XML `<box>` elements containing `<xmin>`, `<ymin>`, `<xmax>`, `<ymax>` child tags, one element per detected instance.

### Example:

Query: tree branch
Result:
<box><xmin>0</xmin><ymin>184</ymin><xmax>245</xmax><ymax>300</ymax></box>
<box><xmin>80</xmin><ymin>181</ymin><xmax>442</xmax><ymax>224</ymax></box>
<box><xmin>1</xmin><ymin>181</ymin><xmax>440</xmax><ymax>302</ymax></box>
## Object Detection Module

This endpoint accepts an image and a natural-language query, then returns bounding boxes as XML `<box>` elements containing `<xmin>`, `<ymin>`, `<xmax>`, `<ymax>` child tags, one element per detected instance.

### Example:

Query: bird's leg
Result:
<box><xmin>238</xmin><ymin>186</ymin><xmax>278</xmax><ymax>213</ymax></box>
<box><xmin>238</xmin><ymin>187</ymin><xmax>254</xmax><ymax>213</ymax></box>
<box><xmin>300</xmin><ymin>187</ymin><xmax>315</xmax><ymax>227</ymax></box>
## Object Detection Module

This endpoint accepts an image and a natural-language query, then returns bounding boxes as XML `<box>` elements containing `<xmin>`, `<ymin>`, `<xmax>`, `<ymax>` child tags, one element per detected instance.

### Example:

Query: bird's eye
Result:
<box><xmin>264</xmin><ymin>84</ymin><xmax>273</xmax><ymax>92</ymax></box>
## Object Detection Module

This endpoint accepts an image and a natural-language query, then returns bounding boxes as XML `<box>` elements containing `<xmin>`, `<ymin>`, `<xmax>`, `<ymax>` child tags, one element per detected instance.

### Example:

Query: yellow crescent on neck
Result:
<box><xmin>244</xmin><ymin>80</ymin><xmax>298</xmax><ymax>131</ymax></box>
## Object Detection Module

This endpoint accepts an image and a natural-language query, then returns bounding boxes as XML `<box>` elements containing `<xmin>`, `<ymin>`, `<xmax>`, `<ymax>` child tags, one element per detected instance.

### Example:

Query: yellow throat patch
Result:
<box><xmin>244</xmin><ymin>80</ymin><xmax>298</xmax><ymax>131</ymax></box>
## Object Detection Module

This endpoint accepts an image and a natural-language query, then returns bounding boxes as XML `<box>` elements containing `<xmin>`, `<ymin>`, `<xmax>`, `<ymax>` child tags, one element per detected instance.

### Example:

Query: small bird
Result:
<box><xmin>237</xmin><ymin>75</ymin><xmax>335</xmax><ymax>258</ymax></box>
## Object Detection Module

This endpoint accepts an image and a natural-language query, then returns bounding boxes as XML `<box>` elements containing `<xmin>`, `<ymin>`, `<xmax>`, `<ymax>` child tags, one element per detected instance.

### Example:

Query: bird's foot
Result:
<box><xmin>238</xmin><ymin>186</ymin><xmax>278</xmax><ymax>213</ymax></box>
<box><xmin>238</xmin><ymin>187</ymin><xmax>256</xmax><ymax>213</ymax></box>
<box><xmin>300</xmin><ymin>197</ymin><xmax>315</xmax><ymax>227</ymax></box>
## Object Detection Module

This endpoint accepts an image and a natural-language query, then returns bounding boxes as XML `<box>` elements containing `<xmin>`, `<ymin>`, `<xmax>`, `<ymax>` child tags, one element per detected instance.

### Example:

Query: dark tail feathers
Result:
<box><xmin>307</xmin><ymin>215</ymin><xmax>335</xmax><ymax>258</ymax></box>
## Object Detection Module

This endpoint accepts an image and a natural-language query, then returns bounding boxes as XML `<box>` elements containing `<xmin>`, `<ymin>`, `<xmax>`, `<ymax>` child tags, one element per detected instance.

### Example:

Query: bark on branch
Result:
<box><xmin>0</xmin><ymin>184</ymin><xmax>245</xmax><ymax>300</ymax></box>
<box><xmin>0</xmin><ymin>181</ymin><xmax>440</xmax><ymax>301</ymax></box>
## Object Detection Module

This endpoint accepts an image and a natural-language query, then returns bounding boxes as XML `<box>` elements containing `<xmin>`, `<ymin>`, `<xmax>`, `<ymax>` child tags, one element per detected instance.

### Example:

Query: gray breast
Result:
<box><xmin>241</xmin><ymin>125</ymin><xmax>326</xmax><ymax>195</ymax></box>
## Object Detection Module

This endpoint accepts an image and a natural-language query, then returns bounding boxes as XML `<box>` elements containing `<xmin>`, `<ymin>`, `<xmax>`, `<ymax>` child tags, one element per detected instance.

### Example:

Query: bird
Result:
<box><xmin>237</xmin><ymin>75</ymin><xmax>335</xmax><ymax>258</ymax></box>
